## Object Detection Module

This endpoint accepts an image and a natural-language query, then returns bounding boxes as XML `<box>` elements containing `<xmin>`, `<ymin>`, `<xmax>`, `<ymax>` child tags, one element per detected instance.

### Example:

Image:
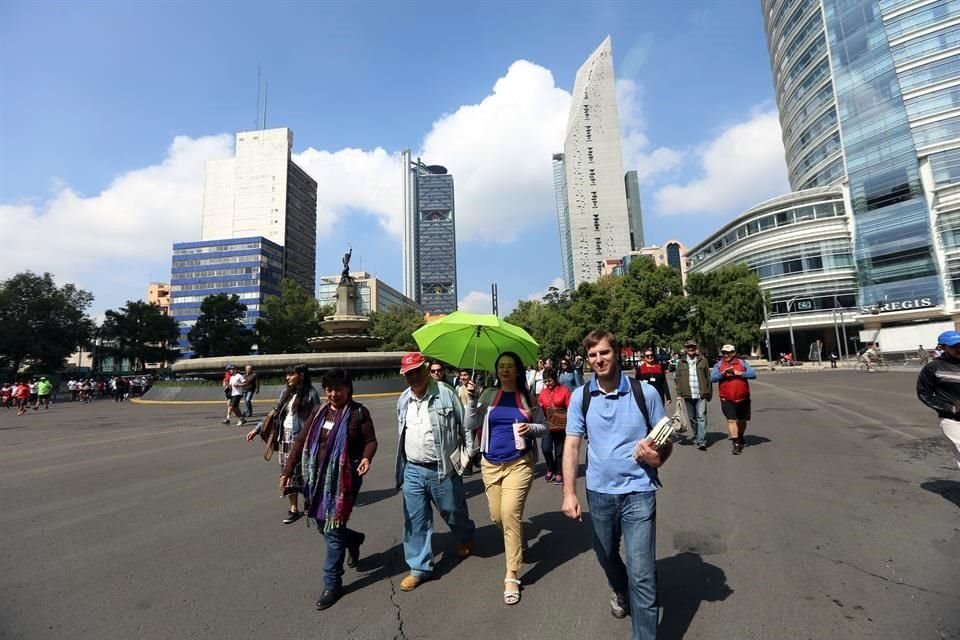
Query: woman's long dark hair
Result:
<box><xmin>283</xmin><ymin>364</ymin><xmax>313</xmax><ymax>417</ymax></box>
<box><xmin>496</xmin><ymin>351</ymin><xmax>533</xmax><ymax>406</ymax></box>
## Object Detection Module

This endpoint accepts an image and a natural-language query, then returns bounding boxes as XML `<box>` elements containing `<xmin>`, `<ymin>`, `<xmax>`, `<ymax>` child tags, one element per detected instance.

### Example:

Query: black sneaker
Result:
<box><xmin>697</xmin><ymin>443</ymin><xmax>707</xmax><ymax>451</ymax></box>
<box><xmin>316</xmin><ymin>588</ymin><xmax>342</xmax><ymax>610</ymax></box>
<box><xmin>731</xmin><ymin>440</ymin><xmax>741</xmax><ymax>455</ymax></box>
<box><xmin>610</xmin><ymin>591</ymin><xmax>629</xmax><ymax>618</ymax></box>
<box><xmin>283</xmin><ymin>510</ymin><xmax>303</xmax><ymax>524</ymax></box>
<box><xmin>346</xmin><ymin>532</ymin><xmax>365</xmax><ymax>568</ymax></box>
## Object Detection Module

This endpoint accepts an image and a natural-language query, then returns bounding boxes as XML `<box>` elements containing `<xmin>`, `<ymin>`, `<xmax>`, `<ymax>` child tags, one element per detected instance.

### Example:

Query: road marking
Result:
<box><xmin>131</xmin><ymin>391</ymin><xmax>401</xmax><ymax>405</ymax></box>
<box><xmin>752</xmin><ymin>379</ymin><xmax>919</xmax><ymax>440</ymax></box>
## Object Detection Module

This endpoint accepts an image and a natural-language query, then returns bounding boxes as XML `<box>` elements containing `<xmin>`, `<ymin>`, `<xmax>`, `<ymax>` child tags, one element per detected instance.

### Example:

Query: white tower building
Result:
<box><xmin>200</xmin><ymin>127</ymin><xmax>317</xmax><ymax>295</ymax></box>
<box><xmin>563</xmin><ymin>36</ymin><xmax>633</xmax><ymax>287</ymax></box>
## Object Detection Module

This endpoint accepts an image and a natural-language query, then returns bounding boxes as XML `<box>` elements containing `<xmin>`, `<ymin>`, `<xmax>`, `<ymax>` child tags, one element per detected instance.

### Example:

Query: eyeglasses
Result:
<box><xmin>643</xmin><ymin>354</ymin><xmax>654</xmax><ymax>358</ymax></box>
<box><xmin>721</xmin><ymin>351</ymin><xmax>733</xmax><ymax>355</ymax></box>
<box><xmin>429</xmin><ymin>368</ymin><xmax>443</xmax><ymax>374</ymax></box>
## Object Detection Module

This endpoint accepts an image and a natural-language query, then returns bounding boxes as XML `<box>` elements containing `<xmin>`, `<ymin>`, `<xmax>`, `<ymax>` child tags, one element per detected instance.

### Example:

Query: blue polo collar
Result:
<box><xmin>588</xmin><ymin>371</ymin><xmax>630</xmax><ymax>396</ymax></box>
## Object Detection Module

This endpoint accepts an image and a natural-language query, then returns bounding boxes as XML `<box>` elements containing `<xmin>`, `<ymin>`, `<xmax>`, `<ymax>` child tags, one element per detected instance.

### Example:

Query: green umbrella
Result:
<box><xmin>412</xmin><ymin>311</ymin><xmax>540</xmax><ymax>372</ymax></box>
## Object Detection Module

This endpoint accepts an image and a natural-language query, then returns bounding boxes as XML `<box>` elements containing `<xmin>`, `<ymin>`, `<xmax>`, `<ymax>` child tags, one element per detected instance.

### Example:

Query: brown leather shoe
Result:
<box><xmin>457</xmin><ymin>540</ymin><xmax>474</xmax><ymax>559</ymax></box>
<box><xmin>400</xmin><ymin>574</ymin><xmax>424</xmax><ymax>591</ymax></box>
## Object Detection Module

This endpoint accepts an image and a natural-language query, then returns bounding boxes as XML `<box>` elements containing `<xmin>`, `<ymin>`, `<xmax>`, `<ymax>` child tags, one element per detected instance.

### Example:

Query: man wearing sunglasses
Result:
<box><xmin>710</xmin><ymin>344</ymin><xmax>757</xmax><ymax>455</ymax></box>
<box><xmin>636</xmin><ymin>350</ymin><xmax>671</xmax><ymax>406</ymax></box>
<box><xmin>674</xmin><ymin>339</ymin><xmax>712</xmax><ymax>450</ymax></box>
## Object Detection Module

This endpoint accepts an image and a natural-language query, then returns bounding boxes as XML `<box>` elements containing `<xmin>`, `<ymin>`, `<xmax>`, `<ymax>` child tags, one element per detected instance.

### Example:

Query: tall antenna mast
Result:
<box><xmin>262</xmin><ymin>81</ymin><xmax>268</xmax><ymax>130</ymax></box>
<box><xmin>255</xmin><ymin>66</ymin><xmax>261</xmax><ymax>130</ymax></box>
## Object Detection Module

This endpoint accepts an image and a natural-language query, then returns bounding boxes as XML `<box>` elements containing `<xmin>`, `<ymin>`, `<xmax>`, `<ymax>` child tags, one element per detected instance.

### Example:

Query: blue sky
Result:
<box><xmin>0</xmin><ymin>0</ymin><xmax>791</xmax><ymax>320</ymax></box>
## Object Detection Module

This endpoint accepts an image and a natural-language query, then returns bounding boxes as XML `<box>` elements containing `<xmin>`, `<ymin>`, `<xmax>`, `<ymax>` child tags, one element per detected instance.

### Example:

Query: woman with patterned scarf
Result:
<box><xmin>247</xmin><ymin>363</ymin><xmax>321</xmax><ymax>524</ymax></box>
<box><xmin>281</xmin><ymin>368</ymin><xmax>377</xmax><ymax>611</ymax></box>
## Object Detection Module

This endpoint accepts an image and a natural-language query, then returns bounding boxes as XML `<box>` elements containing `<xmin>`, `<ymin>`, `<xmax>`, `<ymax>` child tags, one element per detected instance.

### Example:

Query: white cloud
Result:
<box><xmin>458</xmin><ymin>290</ymin><xmax>493</xmax><ymax>314</ymax></box>
<box><xmin>419</xmin><ymin>60</ymin><xmax>570</xmax><ymax>242</ymax></box>
<box><xmin>292</xmin><ymin>63</ymin><xmax>679</xmax><ymax>242</ymax></box>
<box><xmin>617</xmin><ymin>79</ymin><xmax>685</xmax><ymax>183</ymax></box>
<box><xmin>292</xmin><ymin>146</ymin><xmax>401</xmax><ymax>234</ymax></box>
<box><xmin>0</xmin><ymin>134</ymin><xmax>233</xmax><ymax>280</ymax></box>
<box><xmin>653</xmin><ymin>108</ymin><xmax>790</xmax><ymax>216</ymax></box>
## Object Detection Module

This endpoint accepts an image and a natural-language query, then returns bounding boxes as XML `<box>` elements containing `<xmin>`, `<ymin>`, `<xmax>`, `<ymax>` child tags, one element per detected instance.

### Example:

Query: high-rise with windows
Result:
<box><xmin>552</xmin><ymin>153</ymin><xmax>575</xmax><ymax>291</ymax></box>
<box><xmin>764</xmin><ymin>0</ymin><xmax>960</xmax><ymax>315</ymax></box>
<box><xmin>561</xmin><ymin>37</ymin><xmax>645</xmax><ymax>288</ymax></box>
<box><xmin>201</xmin><ymin>127</ymin><xmax>317</xmax><ymax>295</ymax></box>
<box><xmin>169</xmin><ymin>237</ymin><xmax>284</xmax><ymax>357</ymax></box>
<box><xmin>400</xmin><ymin>151</ymin><xmax>458</xmax><ymax>314</ymax></box>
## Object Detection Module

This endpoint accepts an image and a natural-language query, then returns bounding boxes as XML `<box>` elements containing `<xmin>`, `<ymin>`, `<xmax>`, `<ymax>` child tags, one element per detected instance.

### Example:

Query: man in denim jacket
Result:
<box><xmin>395</xmin><ymin>352</ymin><xmax>477</xmax><ymax>592</ymax></box>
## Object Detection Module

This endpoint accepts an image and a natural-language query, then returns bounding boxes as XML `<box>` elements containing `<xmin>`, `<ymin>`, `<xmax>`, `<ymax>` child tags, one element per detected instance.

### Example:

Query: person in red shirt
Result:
<box><xmin>710</xmin><ymin>344</ymin><xmax>757</xmax><ymax>455</ymax></box>
<box><xmin>635</xmin><ymin>349</ymin><xmax>672</xmax><ymax>407</ymax></box>
<box><xmin>537</xmin><ymin>367</ymin><xmax>572</xmax><ymax>485</ymax></box>
<box><xmin>15</xmin><ymin>381</ymin><xmax>30</xmax><ymax>416</ymax></box>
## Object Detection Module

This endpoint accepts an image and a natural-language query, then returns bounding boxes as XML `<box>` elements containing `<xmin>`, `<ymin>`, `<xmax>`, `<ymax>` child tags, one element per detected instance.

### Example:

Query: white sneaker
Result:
<box><xmin>610</xmin><ymin>591</ymin><xmax>629</xmax><ymax>618</ymax></box>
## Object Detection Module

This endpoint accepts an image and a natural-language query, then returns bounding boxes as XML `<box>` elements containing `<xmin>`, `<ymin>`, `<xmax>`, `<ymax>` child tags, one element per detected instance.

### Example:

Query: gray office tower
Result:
<box><xmin>624</xmin><ymin>170</ymin><xmax>645</xmax><ymax>251</ymax></box>
<box><xmin>401</xmin><ymin>150</ymin><xmax>458</xmax><ymax>314</ymax></box>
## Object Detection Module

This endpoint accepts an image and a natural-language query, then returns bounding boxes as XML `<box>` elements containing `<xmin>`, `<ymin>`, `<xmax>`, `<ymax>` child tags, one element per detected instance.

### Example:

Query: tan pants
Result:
<box><xmin>481</xmin><ymin>452</ymin><xmax>534</xmax><ymax>572</ymax></box>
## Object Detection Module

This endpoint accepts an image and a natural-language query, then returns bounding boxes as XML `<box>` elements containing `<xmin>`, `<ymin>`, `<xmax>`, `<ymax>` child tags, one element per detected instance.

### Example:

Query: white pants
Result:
<box><xmin>938</xmin><ymin>418</ymin><xmax>960</xmax><ymax>469</ymax></box>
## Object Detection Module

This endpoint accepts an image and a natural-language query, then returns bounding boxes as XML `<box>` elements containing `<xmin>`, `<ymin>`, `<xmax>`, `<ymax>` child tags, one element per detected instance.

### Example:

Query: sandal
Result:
<box><xmin>503</xmin><ymin>578</ymin><xmax>521</xmax><ymax>605</ymax></box>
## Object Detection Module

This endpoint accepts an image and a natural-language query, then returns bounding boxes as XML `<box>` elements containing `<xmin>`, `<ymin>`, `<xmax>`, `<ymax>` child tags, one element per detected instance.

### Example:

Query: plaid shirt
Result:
<box><xmin>687</xmin><ymin>357</ymin><xmax>701</xmax><ymax>399</ymax></box>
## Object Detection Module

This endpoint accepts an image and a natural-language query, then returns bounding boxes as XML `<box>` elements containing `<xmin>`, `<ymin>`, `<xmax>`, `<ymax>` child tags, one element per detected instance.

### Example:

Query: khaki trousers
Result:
<box><xmin>481</xmin><ymin>452</ymin><xmax>534</xmax><ymax>572</ymax></box>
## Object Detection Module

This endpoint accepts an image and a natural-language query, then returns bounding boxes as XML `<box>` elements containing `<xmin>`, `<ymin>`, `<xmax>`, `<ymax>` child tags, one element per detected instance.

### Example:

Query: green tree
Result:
<box><xmin>101</xmin><ymin>300</ymin><xmax>180</xmax><ymax>371</ymax></box>
<box><xmin>685</xmin><ymin>264</ymin><xmax>765</xmax><ymax>354</ymax></box>
<box><xmin>368</xmin><ymin>305</ymin><xmax>425</xmax><ymax>351</ymax></box>
<box><xmin>613</xmin><ymin>257</ymin><xmax>690</xmax><ymax>351</ymax></box>
<box><xmin>187</xmin><ymin>294</ymin><xmax>256</xmax><ymax>358</ymax></box>
<box><xmin>255</xmin><ymin>279</ymin><xmax>327</xmax><ymax>354</ymax></box>
<box><xmin>0</xmin><ymin>271</ymin><xmax>95</xmax><ymax>373</ymax></box>
<box><xmin>508</xmin><ymin>260</ymin><xmax>693</xmax><ymax>361</ymax></box>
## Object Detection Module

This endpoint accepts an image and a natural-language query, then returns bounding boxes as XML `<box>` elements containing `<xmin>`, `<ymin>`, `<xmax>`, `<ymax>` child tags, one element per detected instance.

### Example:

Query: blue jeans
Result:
<box><xmin>587</xmin><ymin>489</ymin><xmax>658</xmax><ymax>640</ymax></box>
<box><xmin>317</xmin><ymin>474</ymin><xmax>363</xmax><ymax>591</ymax></box>
<box><xmin>242</xmin><ymin>391</ymin><xmax>255</xmax><ymax>417</ymax></box>
<box><xmin>402</xmin><ymin>462</ymin><xmax>475</xmax><ymax>578</ymax></box>
<box><xmin>684</xmin><ymin>398</ymin><xmax>708</xmax><ymax>446</ymax></box>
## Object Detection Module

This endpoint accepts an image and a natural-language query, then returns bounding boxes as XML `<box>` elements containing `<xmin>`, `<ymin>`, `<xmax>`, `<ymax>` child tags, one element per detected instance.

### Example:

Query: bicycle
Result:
<box><xmin>858</xmin><ymin>359</ymin><xmax>889</xmax><ymax>373</ymax></box>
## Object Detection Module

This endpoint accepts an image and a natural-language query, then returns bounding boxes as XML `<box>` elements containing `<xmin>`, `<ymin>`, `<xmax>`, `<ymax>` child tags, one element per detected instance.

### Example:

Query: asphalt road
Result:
<box><xmin>1</xmin><ymin>371</ymin><xmax>958</xmax><ymax>640</ymax></box>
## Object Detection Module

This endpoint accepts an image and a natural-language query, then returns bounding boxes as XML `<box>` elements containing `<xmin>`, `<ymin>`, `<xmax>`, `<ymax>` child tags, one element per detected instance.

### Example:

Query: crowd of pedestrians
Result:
<box><xmin>1</xmin><ymin>374</ymin><xmax>152</xmax><ymax>415</ymax></box>
<box><xmin>237</xmin><ymin>328</ymin><xmax>764</xmax><ymax>640</ymax></box>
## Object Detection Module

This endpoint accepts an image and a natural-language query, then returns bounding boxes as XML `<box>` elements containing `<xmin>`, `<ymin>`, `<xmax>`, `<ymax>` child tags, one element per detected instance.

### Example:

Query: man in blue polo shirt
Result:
<box><xmin>562</xmin><ymin>329</ymin><xmax>671</xmax><ymax>640</ymax></box>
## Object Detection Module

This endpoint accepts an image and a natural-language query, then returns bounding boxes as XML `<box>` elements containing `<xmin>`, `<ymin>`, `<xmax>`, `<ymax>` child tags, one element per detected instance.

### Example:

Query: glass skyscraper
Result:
<box><xmin>764</xmin><ymin>0</ymin><xmax>960</xmax><ymax>312</ymax></box>
<box><xmin>400</xmin><ymin>152</ymin><xmax>458</xmax><ymax>314</ymax></box>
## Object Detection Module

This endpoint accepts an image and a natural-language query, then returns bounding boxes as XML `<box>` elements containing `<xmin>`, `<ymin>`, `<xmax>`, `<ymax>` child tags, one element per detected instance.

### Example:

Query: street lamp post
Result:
<box><xmin>786</xmin><ymin>297</ymin><xmax>798</xmax><ymax>362</ymax></box>
<box><xmin>731</xmin><ymin>281</ymin><xmax>774</xmax><ymax>370</ymax></box>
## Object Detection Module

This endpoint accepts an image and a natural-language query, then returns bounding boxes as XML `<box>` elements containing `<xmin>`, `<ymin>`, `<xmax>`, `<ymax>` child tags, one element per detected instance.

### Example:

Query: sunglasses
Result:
<box><xmin>643</xmin><ymin>354</ymin><xmax>654</xmax><ymax>358</ymax></box>
<box><xmin>429</xmin><ymin>368</ymin><xmax>443</xmax><ymax>374</ymax></box>
<box><xmin>721</xmin><ymin>351</ymin><xmax>734</xmax><ymax>355</ymax></box>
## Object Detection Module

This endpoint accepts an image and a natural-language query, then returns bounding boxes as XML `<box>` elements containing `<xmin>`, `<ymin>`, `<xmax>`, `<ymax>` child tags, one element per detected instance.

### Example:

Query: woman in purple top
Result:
<box><xmin>465</xmin><ymin>352</ymin><xmax>548</xmax><ymax>605</ymax></box>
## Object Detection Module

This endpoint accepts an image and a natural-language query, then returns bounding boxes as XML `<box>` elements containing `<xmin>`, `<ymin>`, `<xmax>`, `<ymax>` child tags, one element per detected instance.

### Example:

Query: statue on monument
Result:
<box><xmin>340</xmin><ymin>247</ymin><xmax>353</xmax><ymax>284</ymax></box>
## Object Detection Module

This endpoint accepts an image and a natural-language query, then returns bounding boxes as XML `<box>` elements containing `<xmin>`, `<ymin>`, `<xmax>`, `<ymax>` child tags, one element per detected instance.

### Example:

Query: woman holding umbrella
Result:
<box><xmin>465</xmin><ymin>352</ymin><xmax>548</xmax><ymax>605</ymax></box>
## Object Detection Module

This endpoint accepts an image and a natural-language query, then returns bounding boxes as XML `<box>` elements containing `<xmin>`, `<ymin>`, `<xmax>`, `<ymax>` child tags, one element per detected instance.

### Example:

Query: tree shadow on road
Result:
<box><xmin>921</xmin><ymin>479</ymin><xmax>960</xmax><ymax>509</ymax></box>
<box><xmin>348</xmin><ymin>525</ymin><xmax>498</xmax><ymax>594</ymax></box>
<box><xmin>657</xmin><ymin>552</ymin><xmax>733</xmax><ymax>639</ymax></box>
<box><xmin>519</xmin><ymin>510</ymin><xmax>593</xmax><ymax>586</ymax></box>
<box><xmin>354</xmin><ymin>487</ymin><xmax>398</xmax><ymax>508</ymax></box>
